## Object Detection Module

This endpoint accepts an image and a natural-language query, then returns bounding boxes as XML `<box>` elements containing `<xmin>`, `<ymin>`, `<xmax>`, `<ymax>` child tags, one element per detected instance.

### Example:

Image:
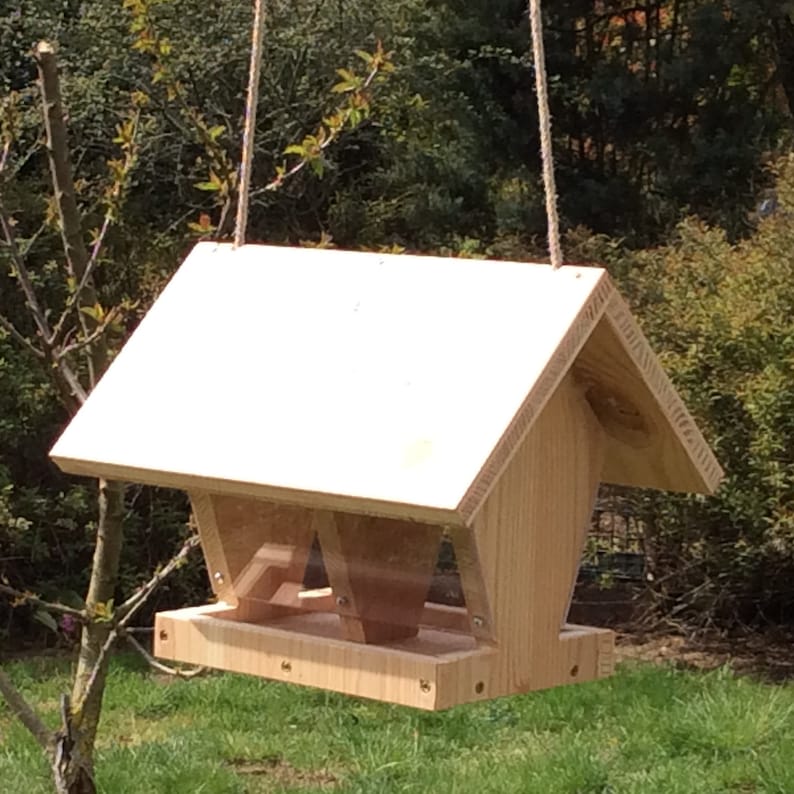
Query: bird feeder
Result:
<box><xmin>50</xmin><ymin>243</ymin><xmax>722</xmax><ymax>710</ymax></box>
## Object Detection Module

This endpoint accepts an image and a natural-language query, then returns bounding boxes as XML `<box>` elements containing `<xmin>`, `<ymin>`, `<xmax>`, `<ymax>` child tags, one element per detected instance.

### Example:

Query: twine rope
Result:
<box><xmin>234</xmin><ymin>0</ymin><xmax>561</xmax><ymax>265</ymax></box>
<box><xmin>234</xmin><ymin>0</ymin><xmax>267</xmax><ymax>248</ymax></box>
<box><xmin>528</xmin><ymin>0</ymin><xmax>563</xmax><ymax>269</ymax></box>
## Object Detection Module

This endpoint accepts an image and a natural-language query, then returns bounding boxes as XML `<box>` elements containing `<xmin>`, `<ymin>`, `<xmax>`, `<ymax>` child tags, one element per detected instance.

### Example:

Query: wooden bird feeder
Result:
<box><xmin>50</xmin><ymin>243</ymin><xmax>722</xmax><ymax>710</ymax></box>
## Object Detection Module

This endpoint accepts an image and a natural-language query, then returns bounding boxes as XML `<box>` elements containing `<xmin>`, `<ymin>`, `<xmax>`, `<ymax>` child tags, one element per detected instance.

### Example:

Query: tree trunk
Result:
<box><xmin>43</xmin><ymin>480</ymin><xmax>125</xmax><ymax>794</ymax></box>
<box><xmin>71</xmin><ymin>480</ymin><xmax>125</xmax><ymax>781</ymax></box>
<box><xmin>35</xmin><ymin>41</ymin><xmax>126</xmax><ymax>793</ymax></box>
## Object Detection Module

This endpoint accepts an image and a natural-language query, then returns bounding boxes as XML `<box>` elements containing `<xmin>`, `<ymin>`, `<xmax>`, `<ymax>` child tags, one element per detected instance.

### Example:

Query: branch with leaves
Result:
<box><xmin>261</xmin><ymin>42</ymin><xmax>394</xmax><ymax>193</ymax></box>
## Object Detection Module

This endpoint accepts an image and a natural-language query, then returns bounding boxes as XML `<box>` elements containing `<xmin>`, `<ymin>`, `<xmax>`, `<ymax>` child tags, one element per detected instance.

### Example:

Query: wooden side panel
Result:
<box><xmin>446</xmin><ymin>526</ymin><xmax>495</xmax><ymax>644</ymax></box>
<box><xmin>574</xmin><ymin>294</ymin><xmax>723</xmax><ymax>494</ymax></box>
<box><xmin>470</xmin><ymin>371</ymin><xmax>607</xmax><ymax>697</ymax></box>
<box><xmin>315</xmin><ymin>511</ymin><xmax>442</xmax><ymax>643</ymax></box>
<box><xmin>189</xmin><ymin>491</ymin><xmax>236</xmax><ymax>603</ymax></box>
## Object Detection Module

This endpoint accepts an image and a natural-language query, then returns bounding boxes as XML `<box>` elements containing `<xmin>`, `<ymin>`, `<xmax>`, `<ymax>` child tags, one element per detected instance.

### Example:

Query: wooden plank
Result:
<box><xmin>315</xmin><ymin>511</ymin><xmax>442</xmax><ymax>643</ymax></box>
<box><xmin>50</xmin><ymin>243</ymin><xmax>610</xmax><ymax>519</ymax></box>
<box><xmin>266</xmin><ymin>584</ymin><xmax>473</xmax><ymax>634</ymax></box>
<box><xmin>153</xmin><ymin>604</ymin><xmax>612</xmax><ymax>709</ymax></box>
<box><xmin>445</xmin><ymin>526</ymin><xmax>495</xmax><ymax>644</ymax></box>
<box><xmin>469</xmin><ymin>371</ymin><xmax>607</xmax><ymax>696</ymax></box>
<box><xmin>154</xmin><ymin>604</ymin><xmax>496</xmax><ymax>710</ymax></box>
<box><xmin>189</xmin><ymin>491</ymin><xmax>234</xmax><ymax>603</ymax></box>
<box><xmin>574</xmin><ymin>294</ymin><xmax>724</xmax><ymax>494</ymax></box>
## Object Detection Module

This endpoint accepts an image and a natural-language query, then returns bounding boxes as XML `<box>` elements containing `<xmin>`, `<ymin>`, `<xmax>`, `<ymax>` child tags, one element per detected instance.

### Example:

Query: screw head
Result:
<box><xmin>281</xmin><ymin>660</ymin><xmax>292</xmax><ymax>673</ymax></box>
<box><xmin>419</xmin><ymin>679</ymin><xmax>432</xmax><ymax>693</ymax></box>
<box><xmin>336</xmin><ymin>595</ymin><xmax>349</xmax><ymax>607</ymax></box>
<box><xmin>213</xmin><ymin>571</ymin><xmax>225</xmax><ymax>585</ymax></box>
<box><xmin>472</xmin><ymin>615</ymin><xmax>484</xmax><ymax>628</ymax></box>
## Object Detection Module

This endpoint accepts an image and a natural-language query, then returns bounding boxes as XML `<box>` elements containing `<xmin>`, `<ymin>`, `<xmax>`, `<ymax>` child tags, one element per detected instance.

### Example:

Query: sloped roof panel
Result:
<box><xmin>51</xmin><ymin>243</ymin><xmax>610</xmax><ymax>522</ymax></box>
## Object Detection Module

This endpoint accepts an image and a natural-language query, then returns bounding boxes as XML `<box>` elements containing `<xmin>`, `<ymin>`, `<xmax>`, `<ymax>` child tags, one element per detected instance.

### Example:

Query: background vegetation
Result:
<box><xmin>2</xmin><ymin>0</ymin><xmax>794</xmax><ymax>642</ymax></box>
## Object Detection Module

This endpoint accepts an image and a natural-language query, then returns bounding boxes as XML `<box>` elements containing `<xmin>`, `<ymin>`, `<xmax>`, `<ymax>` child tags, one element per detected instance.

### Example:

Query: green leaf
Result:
<box><xmin>309</xmin><ymin>157</ymin><xmax>325</xmax><ymax>178</ymax></box>
<box><xmin>79</xmin><ymin>304</ymin><xmax>104</xmax><ymax>322</ymax></box>
<box><xmin>33</xmin><ymin>609</ymin><xmax>58</xmax><ymax>633</ymax></box>
<box><xmin>208</xmin><ymin>125</ymin><xmax>225</xmax><ymax>141</ymax></box>
<box><xmin>194</xmin><ymin>181</ymin><xmax>220</xmax><ymax>192</ymax></box>
<box><xmin>283</xmin><ymin>144</ymin><xmax>306</xmax><ymax>156</ymax></box>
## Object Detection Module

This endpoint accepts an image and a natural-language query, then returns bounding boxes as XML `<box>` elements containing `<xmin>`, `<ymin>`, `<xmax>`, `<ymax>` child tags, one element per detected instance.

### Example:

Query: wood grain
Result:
<box><xmin>574</xmin><ymin>293</ymin><xmax>724</xmax><ymax>493</ymax></box>
<box><xmin>50</xmin><ymin>243</ymin><xmax>610</xmax><ymax>520</ymax></box>
<box><xmin>469</xmin><ymin>370</ymin><xmax>609</xmax><ymax>697</ymax></box>
<box><xmin>154</xmin><ymin>604</ymin><xmax>611</xmax><ymax>710</ymax></box>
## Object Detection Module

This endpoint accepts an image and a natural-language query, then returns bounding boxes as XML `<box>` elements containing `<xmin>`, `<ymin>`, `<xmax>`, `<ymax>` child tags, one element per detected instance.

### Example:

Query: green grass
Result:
<box><xmin>1</xmin><ymin>655</ymin><xmax>793</xmax><ymax>793</ymax></box>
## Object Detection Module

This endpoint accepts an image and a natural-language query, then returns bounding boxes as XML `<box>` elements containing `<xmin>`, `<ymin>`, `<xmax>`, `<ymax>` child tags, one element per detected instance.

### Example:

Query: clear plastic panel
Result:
<box><xmin>201</xmin><ymin>494</ymin><xmax>483</xmax><ymax>650</ymax></box>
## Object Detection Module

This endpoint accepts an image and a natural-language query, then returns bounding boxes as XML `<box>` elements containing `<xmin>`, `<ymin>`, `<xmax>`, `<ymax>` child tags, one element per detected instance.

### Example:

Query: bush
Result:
<box><xmin>590</xmin><ymin>156</ymin><xmax>794</xmax><ymax>627</ymax></box>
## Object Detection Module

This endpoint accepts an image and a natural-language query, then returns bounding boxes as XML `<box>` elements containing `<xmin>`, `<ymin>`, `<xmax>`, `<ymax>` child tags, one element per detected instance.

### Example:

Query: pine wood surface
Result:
<box><xmin>154</xmin><ymin>604</ymin><xmax>613</xmax><ymax>710</ymax></box>
<box><xmin>51</xmin><ymin>242</ymin><xmax>611</xmax><ymax>520</ymax></box>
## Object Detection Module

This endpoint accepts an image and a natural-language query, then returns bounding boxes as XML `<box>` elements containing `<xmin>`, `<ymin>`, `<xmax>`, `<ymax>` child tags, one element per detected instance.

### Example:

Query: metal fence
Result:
<box><xmin>579</xmin><ymin>486</ymin><xmax>647</xmax><ymax>583</ymax></box>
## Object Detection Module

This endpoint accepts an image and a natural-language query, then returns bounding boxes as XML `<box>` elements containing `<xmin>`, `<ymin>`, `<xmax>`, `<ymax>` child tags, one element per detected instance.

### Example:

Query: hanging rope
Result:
<box><xmin>528</xmin><ymin>0</ymin><xmax>563</xmax><ymax>269</ymax></box>
<box><xmin>234</xmin><ymin>0</ymin><xmax>268</xmax><ymax>248</ymax></box>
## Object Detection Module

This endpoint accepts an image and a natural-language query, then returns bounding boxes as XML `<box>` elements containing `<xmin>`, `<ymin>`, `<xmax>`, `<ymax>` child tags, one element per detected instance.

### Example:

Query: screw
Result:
<box><xmin>281</xmin><ymin>660</ymin><xmax>292</xmax><ymax>674</ymax></box>
<box><xmin>419</xmin><ymin>679</ymin><xmax>432</xmax><ymax>693</ymax></box>
<box><xmin>336</xmin><ymin>595</ymin><xmax>349</xmax><ymax>607</ymax></box>
<box><xmin>570</xmin><ymin>665</ymin><xmax>579</xmax><ymax>677</ymax></box>
<box><xmin>213</xmin><ymin>571</ymin><xmax>225</xmax><ymax>585</ymax></box>
<box><xmin>472</xmin><ymin>616</ymin><xmax>484</xmax><ymax>628</ymax></box>
<box><xmin>158</xmin><ymin>630</ymin><xmax>169</xmax><ymax>642</ymax></box>
<box><xmin>474</xmin><ymin>681</ymin><xmax>485</xmax><ymax>694</ymax></box>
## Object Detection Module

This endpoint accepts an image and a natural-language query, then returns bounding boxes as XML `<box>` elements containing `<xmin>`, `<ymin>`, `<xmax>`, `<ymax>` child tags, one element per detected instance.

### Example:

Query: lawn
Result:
<box><xmin>1</xmin><ymin>654</ymin><xmax>792</xmax><ymax>793</ymax></box>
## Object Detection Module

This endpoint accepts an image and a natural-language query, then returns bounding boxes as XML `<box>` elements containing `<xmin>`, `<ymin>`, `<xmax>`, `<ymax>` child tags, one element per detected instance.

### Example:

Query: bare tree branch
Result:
<box><xmin>75</xmin><ymin>532</ymin><xmax>201</xmax><ymax>714</ymax></box>
<box><xmin>0</xmin><ymin>312</ymin><xmax>46</xmax><ymax>359</ymax></box>
<box><xmin>125</xmin><ymin>634</ymin><xmax>206</xmax><ymax>679</ymax></box>
<box><xmin>0</xmin><ymin>139</ymin><xmax>10</xmax><ymax>174</ymax></box>
<box><xmin>34</xmin><ymin>42</ymin><xmax>90</xmax><ymax>281</ymax></box>
<box><xmin>0</xmin><ymin>584</ymin><xmax>86</xmax><ymax>620</ymax></box>
<box><xmin>35</xmin><ymin>40</ymin><xmax>107</xmax><ymax>394</ymax></box>
<box><xmin>54</xmin><ymin>359</ymin><xmax>88</xmax><ymax>406</ymax></box>
<box><xmin>0</xmin><ymin>195</ymin><xmax>53</xmax><ymax>342</ymax></box>
<box><xmin>76</xmin><ymin>627</ymin><xmax>119</xmax><ymax>714</ymax></box>
<box><xmin>116</xmin><ymin>534</ymin><xmax>201</xmax><ymax>625</ymax></box>
<box><xmin>56</xmin><ymin>309</ymin><xmax>120</xmax><ymax>361</ymax></box>
<box><xmin>0</xmin><ymin>667</ymin><xmax>53</xmax><ymax>751</ymax></box>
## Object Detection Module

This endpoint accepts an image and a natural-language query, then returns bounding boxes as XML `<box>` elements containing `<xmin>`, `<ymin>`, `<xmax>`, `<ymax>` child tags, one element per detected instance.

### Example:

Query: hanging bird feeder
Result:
<box><xmin>50</xmin><ymin>241</ymin><xmax>722</xmax><ymax>709</ymax></box>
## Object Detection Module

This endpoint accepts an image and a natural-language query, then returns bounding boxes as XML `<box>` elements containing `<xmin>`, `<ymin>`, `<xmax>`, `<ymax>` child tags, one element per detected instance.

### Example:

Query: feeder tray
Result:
<box><xmin>50</xmin><ymin>243</ymin><xmax>722</xmax><ymax>709</ymax></box>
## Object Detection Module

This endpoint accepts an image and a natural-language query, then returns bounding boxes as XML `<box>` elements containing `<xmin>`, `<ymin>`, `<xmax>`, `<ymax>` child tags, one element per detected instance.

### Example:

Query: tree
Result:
<box><xmin>0</xmin><ymin>4</ymin><xmax>393</xmax><ymax>787</ymax></box>
<box><xmin>0</xmin><ymin>39</ymin><xmax>202</xmax><ymax>793</ymax></box>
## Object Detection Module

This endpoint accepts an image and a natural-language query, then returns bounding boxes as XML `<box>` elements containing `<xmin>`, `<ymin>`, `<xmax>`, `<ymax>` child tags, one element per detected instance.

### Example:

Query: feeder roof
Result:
<box><xmin>50</xmin><ymin>243</ymin><xmax>721</xmax><ymax>524</ymax></box>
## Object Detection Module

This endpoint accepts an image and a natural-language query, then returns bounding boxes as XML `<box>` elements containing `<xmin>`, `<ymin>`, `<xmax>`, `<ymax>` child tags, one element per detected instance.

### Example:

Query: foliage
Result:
<box><xmin>0</xmin><ymin>0</ymin><xmax>401</xmax><ymax>644</ymax></box>
<box><xmin>576</xmin><ymin>155</ymin><xmax>794</xmax><ymax>627</ymax></box>
<box><xmin>2</xmin><ymin>656</ymin><xmax>794</xmax><ymax>793</ymax></box>
<box><xmin>3</xmin><ymin>0</ymin><xmax>794</xmax><ymax>646</ymax></box>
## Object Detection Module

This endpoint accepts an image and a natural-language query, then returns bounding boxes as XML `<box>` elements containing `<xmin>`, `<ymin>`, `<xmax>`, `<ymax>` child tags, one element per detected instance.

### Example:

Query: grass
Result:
<box><xmin>1</xmin><ymin>654</ymin><xmax>793</xmax><ymax>793</ymax></box>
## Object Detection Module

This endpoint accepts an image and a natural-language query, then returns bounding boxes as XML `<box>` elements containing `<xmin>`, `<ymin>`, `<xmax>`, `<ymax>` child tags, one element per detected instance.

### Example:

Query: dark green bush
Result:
<box><xmin>581</xmin><ymin>156</ymin><xmax>794</xmax><ymax>627</ymax></box>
